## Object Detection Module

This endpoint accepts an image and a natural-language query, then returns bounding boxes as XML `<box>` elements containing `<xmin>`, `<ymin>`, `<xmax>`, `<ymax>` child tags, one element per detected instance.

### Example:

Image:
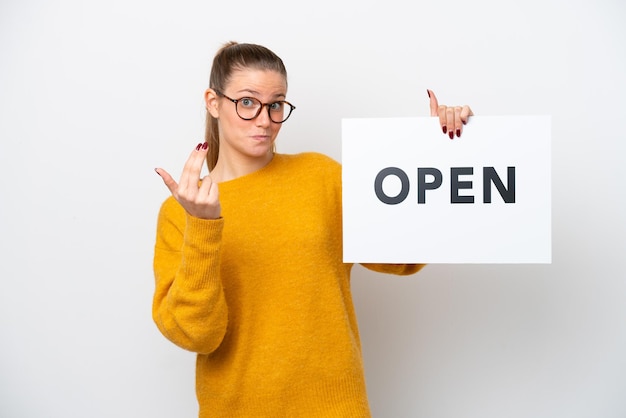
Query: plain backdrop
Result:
<box><xmin>1</xmin><ymin>0</ymin><xmax>624</xmax><ymax>417</ymax></box>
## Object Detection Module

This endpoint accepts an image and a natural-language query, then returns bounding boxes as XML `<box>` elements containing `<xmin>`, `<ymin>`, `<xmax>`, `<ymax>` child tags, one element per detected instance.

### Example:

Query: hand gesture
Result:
<box><xmin>155</xmin><ymin>142</ymin><xmax>221</xmax><ymax>219</ymax></box>
<box><xmin>427</xmin><ymin>89</ymin><xmax>473</xmax><ymax>139</ymax></box>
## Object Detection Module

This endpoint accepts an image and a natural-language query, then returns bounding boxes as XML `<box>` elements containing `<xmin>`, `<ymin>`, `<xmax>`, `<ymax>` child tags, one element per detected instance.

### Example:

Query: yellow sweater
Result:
<box><xmin>153</xmin><ymin>152</ymin><xmax>423</xmax><ymax>417</ymax></box>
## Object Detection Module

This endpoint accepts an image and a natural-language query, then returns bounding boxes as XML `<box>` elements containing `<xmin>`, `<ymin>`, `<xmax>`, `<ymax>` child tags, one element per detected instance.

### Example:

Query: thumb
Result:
<box><xmin>154</xmin><ymin>168</ymin><xmax>178</xmax><ymax>196</ymax></box>
<box><xmin>427</xmin><ymin>89</ymin><xmax>439</xmax><ymax>117</ymax></box>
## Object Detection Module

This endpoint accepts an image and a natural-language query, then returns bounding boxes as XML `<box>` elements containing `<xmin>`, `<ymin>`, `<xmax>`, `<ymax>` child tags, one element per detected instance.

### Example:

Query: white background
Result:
<box><xmin>0</xmin><ymin>1</ymin><xmax>624</xmax><ymax>417</ymax></box>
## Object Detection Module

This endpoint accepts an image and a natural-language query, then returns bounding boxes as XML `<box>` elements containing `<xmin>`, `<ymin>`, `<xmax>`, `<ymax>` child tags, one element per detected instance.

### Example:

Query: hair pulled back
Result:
<box><xmin>205</xmin><ymin>42</ymin><xmax>288</xmax><ymax>170</ymax></box>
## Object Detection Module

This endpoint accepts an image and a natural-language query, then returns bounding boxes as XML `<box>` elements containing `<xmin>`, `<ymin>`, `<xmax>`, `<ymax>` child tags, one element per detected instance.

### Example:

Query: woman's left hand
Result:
<box><xmin>427</xmin><ymin>89</ymin><xmax>473</xmax><ymax>139</ymax></box>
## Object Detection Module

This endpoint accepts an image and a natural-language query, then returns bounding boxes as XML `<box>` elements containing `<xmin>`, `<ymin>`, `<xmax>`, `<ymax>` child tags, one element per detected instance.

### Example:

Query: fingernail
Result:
<box><xmin>456</xmin><ymin>129</ymin><xmax>461</xmax><ymax>138</ymax></box>
<box><xmin>196</xmin><ymin>143</ymin><xmax>203</xmax><ymax>151</ymax></box>
<box><xmin>427</xmin><ymin>89</ymin><xmax>431</xmax><ymax>98</ymax></box>
<box><xmin>202</xmin><ymin>142</ymin><xmax>208</xmax><ymax>150</ymax></box>
<box><xmin>462</xmin><ymin>120</ymin><xmax>467</xmax><ymax>125</ymax></box>
<box><xmin>442</xmin><ymin>126</ymin><xmax>447</xmax><ymax>134</ymax></box>
<box><xmin>154</xmin><ymin>168</ymin><xmax>162</xmax><ymax>177</ymax></box>
<box><xmin>449</xmin><ymin>131</ymin><xmax>454</xmax><ymax>140</ymax></box>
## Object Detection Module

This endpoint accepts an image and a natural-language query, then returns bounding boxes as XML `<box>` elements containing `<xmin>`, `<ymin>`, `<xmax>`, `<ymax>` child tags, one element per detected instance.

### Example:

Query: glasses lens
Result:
<box><xmin>269</xmin><ymin>101</ymin><xmax>294</xmax><ymax>123</ymax></box>
<box><xmin>236</xmin><ymin>97</ymin><xmax>262</xmax><ymax>120</ymax></box>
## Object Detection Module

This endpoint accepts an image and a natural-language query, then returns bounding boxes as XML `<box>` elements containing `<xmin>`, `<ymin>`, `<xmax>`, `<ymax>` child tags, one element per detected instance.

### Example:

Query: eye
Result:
<box><xmin>239</xmin><ymin>98</ymin><xmax>258</xmax><ymax>108</ymax></box>
<box><xmin>269</xmin><ymin>102</ymin><xmax>284</xmax><ymax>111</ymax></box>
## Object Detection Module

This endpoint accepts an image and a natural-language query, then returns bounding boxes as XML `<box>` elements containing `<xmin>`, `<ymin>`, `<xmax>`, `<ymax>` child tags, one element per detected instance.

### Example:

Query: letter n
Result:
<box><xmin>483</xmin><ymin>167</ymin><xmax>515</xmax><ymax>203</ymax></box>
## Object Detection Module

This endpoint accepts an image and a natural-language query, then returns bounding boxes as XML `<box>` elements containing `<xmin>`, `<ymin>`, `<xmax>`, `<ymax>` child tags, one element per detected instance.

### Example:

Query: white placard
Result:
<box><xmin>342</xmin><ymin>116</ymin><xmax>551</xmax><ymax>264</ymax></box>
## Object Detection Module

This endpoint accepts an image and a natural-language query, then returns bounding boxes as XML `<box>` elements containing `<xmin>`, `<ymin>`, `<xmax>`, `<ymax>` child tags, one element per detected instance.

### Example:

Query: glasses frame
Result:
<box><xmin>215</xmin><ymin>90</ymin><xmax>296</xmax><ymax>124</ymax></box>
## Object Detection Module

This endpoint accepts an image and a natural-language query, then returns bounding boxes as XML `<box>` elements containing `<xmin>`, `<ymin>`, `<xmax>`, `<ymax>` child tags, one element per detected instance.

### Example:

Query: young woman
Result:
<box><xmin>153</xmin><ymin>41</ymin><xmax>472</xmax><ymax>417</ymax></box>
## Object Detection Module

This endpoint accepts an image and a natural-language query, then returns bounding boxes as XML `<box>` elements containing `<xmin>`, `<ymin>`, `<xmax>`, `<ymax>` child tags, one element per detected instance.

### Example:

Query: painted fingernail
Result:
<box><xmin>202</xmin><ymin>142</ymin><xmax>208</xmax><ymax>150</ymax></box>
<box><xmin>442</xmin><ymin>126</ymin><xmax>447</xmax><ymax>134</ymax></box>
<box><xmin>462</xmin><ymin>120</ymin><xmax>467</xmax><ymax>125</ymax></box>
<box><xmin>456</xmin><ymin>129</ymin><xmax>461</xmax><ymax>138</ymax></box>
<box><xmin>427</xmin><ymin>89</ymin><xmax>431</xmax><ymax>98</ymax></box>
<box><xmin>154</xmin><ymin>168</ymin><xmax>161</xmax><ymax>177</ymax></box>
<box><xmin>449</xmin><ymin>131</ymin><xmax>454</xmax><ymax>140</ymax></box>
<box><xmin>196</xmin><ymin>143</ymin><xmax>203</xmax><ymax>151</ymax></box>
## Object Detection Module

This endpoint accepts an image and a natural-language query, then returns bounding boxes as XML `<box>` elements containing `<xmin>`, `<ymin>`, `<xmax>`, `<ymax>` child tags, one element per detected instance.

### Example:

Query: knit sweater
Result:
<box><xmin>152</xmin><ymin>152</ymin><xmax>424</xmax><ymax>417</ymax></box>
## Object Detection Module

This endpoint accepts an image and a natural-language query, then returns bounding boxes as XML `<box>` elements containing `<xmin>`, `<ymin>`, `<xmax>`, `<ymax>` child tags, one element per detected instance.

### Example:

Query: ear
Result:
<box><xmin>205</xmin><ymin>88</ymin><xmax>220</xmax><ymax>118</ymax></box>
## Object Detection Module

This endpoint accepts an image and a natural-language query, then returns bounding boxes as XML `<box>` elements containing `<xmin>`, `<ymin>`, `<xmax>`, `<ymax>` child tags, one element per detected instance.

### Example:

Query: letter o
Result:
<box><xmin>374</xmin><ymin>167</ymin><xmax>410</xmax><ymax>205</ymax></box>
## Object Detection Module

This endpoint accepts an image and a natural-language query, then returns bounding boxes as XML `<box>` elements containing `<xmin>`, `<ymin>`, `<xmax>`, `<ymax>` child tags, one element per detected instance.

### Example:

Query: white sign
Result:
<box><xmin>342</xmin><ymin>116</ymin><xmax>551</xmax><ymax>264</ymax></box>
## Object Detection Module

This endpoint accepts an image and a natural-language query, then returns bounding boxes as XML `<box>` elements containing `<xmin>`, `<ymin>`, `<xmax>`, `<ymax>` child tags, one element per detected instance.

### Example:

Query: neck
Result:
<box><xmin>211</xmin><ymin>150</ymin><xmax>274</xmax><ymax>183</ymax></box>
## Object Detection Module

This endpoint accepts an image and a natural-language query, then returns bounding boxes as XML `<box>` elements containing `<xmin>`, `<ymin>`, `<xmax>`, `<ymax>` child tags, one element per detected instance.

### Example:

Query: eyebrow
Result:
<box><xmin>235</xmin><ymin>89</ymin><xmax>286</xmax><ymax>100</ymax></box>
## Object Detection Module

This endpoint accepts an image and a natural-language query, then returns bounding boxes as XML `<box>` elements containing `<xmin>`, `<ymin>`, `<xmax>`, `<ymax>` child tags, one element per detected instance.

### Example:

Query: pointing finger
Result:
<box><xmin>179</xmin><ymin>142</ymin><xmax>209</xmax><ymax>192</ymax></box>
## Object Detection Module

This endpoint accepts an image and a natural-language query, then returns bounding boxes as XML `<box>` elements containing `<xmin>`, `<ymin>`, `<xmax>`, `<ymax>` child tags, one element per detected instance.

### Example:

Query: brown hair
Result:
<box><xmin>205</xmin><ymin>42</ymin><xmax>288</xmax><ymax>170</ymax></box>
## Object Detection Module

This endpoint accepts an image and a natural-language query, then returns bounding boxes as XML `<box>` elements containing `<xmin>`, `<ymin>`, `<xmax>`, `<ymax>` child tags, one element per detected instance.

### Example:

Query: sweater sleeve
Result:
<box><xmin>360</xmin><ymin>263</ymin><xmax>426</xmax><ymax>276</ymax></box>
<box><xmin>152</xmin><ymin>197</ymin><xmax>229</xmax><ymax>354</ymax></box>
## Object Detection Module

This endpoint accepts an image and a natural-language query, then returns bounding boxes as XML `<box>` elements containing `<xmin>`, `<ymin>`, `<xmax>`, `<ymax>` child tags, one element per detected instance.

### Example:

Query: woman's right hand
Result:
<box><xmin>155</xmin><ymin>142</ymin><xmax>221</xmax><ymax>219</ymax></box>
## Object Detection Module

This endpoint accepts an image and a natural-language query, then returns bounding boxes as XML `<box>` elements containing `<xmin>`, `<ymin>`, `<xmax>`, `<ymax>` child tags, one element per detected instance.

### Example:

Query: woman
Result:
<box><xmin>153</xmin><ymin>41</ymin><xmax>472</xmax><ymax>417</ymax></box>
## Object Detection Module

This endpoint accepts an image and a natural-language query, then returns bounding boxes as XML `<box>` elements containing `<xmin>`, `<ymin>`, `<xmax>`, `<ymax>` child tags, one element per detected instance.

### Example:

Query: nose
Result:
<box><xmin>255</xmin><ymin>105</ymin><xmax>272</xmax><ymax>127</ymax></box>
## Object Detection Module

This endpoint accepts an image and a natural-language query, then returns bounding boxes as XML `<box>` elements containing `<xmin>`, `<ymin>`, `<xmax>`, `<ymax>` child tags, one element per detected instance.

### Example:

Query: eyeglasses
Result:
<box><xmin>215</xmin><ymin>90</ymin><xmax>296</xmax><ymax>123</ymax></box>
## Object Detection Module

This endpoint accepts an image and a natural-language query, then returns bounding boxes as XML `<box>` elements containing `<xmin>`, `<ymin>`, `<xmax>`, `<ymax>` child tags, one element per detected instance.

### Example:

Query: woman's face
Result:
<box><xmin>208</xmin><ymin>68</ymin><xmax>288</xmax><ymax>165</ymax></box>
